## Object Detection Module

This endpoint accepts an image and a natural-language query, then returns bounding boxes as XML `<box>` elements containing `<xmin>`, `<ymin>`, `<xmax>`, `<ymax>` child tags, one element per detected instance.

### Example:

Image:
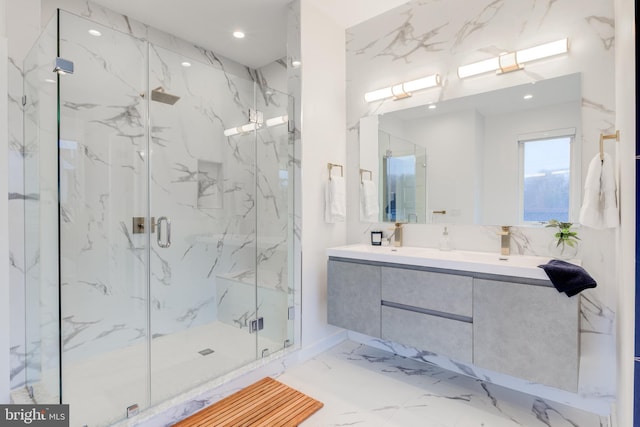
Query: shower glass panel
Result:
<box><xmin>57</xmin><ymin>12</ymin><xmax>150</xmax><ymax>425</ymax></box>
<box><xmin>22</xmin><ymin>9</ymin><xmax>294</xmax><ymax>426</ymax></box>
<box><xmin>23</xmin><ymin>16</ymin><xmax>60</xmax><ymax>403</ymax></box>
<box><xmin>148</xmin><ymin>46</ymin><xmax>258</xmax><ymax>405</ymax></box>
<box><xmin>254</xmin><ymin>88</ymin><xmax>294</xmax><ymax>355</ymax></box>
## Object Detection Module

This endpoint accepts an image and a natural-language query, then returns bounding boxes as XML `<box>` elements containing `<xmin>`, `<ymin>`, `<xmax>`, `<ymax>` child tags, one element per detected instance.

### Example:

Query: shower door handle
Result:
<box><xmin>156</xmin><ymin>216</ymin><xmax>171</xmax><ymax>248</ymax></box>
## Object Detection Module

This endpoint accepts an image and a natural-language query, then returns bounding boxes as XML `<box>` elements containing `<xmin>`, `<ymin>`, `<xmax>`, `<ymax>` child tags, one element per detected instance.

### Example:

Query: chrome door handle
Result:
<box><xmin>156</xmin><ymin>216</ymin><xmax>171</xmax><ymax>248</ymax></box>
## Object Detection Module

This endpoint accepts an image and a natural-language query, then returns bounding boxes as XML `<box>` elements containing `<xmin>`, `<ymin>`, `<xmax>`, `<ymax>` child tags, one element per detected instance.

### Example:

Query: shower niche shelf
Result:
<box><xmin>197</xmin><ymin>159</ymin><xmax>223</xmax><ymax>209</ymax></box>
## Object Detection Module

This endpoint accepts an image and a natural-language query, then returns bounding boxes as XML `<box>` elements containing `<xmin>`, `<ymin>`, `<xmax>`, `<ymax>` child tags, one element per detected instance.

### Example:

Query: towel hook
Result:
<box><xmin>327</xmin><ymin>163</ymin><xmax>343</xmax><ymax>181</ymax></box>
<box><xmin>599</xmin><ymin>130</ymin><xmax>620</xmax><ymax>162</ymax></box>
<box><xmin>359</xmin><ymin>168</ymin><xmax>372</xmax><ymax>184</ymax></box>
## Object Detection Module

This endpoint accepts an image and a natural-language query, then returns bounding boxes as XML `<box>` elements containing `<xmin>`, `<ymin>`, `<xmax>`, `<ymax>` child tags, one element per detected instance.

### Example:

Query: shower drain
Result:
<box><xmin>198</xmin><ymin>348</ymin><xmax>214</xmax><ymax>356</ymax></box>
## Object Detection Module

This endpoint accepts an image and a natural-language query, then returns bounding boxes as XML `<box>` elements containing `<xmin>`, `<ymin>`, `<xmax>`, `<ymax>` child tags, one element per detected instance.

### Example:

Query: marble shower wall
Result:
<box><xmin>10</xmin><ymin>1</ymin><xmax>292</xmax><ymax>389</ymax></box>
<box><xmin>9</xmin><ymin>10</ymin><xmax>59</xmax><ymax>392</ymax></box>
<box><xmin>346</xmin><ymin>0</ymin><xmax>616</xmax><ymax>405</ymax></box>
<box><xmin>8</xmin><ymin>50</ymin><xmax>26</xmax><ymax>390</ymax></box>
<box><xmin>22</xmin><ymin>16</ymin><xmax>60</xmax><ymax>398</ymax></box>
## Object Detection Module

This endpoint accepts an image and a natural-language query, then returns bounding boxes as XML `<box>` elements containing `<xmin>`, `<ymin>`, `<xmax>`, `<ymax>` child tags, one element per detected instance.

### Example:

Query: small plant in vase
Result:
<box><xmin>546</xmin><ymin>219</ymin><xmax>580</xmax><ymax>259</ymax></box>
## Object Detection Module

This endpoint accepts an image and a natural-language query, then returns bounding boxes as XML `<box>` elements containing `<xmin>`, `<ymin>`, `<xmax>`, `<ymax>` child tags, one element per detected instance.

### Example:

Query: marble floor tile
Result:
<box><xmin>276</xmin><ymin>340</ymin><xmax>607</xmax><ymax>427</ymax></box>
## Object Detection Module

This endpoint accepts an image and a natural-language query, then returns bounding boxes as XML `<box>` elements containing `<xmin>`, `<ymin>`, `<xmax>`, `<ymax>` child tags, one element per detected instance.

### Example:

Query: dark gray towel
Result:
<box><xmin>538</xmin><ymin>259</ymin><xmax>597</xmax><ymax>297</ymax></box>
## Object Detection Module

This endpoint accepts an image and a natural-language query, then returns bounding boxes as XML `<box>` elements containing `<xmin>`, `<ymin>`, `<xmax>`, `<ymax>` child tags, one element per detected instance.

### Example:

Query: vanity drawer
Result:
<box><xmin>381</xmin><ymin>267</ymin><xmax>472</xmax><ymax>317</ymax></box>
<box><xmin>381</xmin><ymin>306</ymin><xmax>472</xmax><ymax>363</ymax></box>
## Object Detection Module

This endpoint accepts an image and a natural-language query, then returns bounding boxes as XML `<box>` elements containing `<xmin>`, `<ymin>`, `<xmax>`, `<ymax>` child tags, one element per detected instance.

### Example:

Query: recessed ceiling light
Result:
<box><xmin>291</xmin><ymin>60</ymin><xmax>301</xmax><ymax>68</ymax></box>
<box><xmin>181</xmin><ymin>61</ymin><xmax>192</xmax><ymax>67</ymax></box>
<box><xmin>233</xmin><ymin>31</ymin><xmax>245</xmax><ymax>39</ymax></box>
<box><xmin>523</xmin><ymin>94</ymin><xmax>533</xmax><ymax>100</ymax></box>
<box><xmin>88</xmin><ymin>29</ymin><xmax>102</xmax><ymax>37</ymax></box>
<box><xmin>428</xmin><ymin>104</ymin><xmax>437</xmax><ymax>109</ymax></box>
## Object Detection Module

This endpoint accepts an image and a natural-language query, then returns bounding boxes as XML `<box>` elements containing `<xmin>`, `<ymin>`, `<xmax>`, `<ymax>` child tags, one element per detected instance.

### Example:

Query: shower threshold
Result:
<box><xmin>14</xmin><ymin>321</ymin><xmax>280</xmax><ymax>427</ymax></box>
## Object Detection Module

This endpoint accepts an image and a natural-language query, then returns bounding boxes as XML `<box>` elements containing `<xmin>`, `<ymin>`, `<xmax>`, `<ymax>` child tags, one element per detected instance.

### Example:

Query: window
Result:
<box><xmin>520</xmin><ymin>134</ymin><xmax>573</xmax><ymax>223</ymax></box>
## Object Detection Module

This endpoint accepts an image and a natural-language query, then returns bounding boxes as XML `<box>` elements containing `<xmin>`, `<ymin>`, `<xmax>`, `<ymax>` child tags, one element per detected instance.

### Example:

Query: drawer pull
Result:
<box><xmin>381</xmin><ymin>300</ymin><xmax>473</xmax><ymax>323</ymax></box>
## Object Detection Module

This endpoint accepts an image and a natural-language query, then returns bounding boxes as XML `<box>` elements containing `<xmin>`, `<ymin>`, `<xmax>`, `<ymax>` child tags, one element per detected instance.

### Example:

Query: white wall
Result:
<box><xmin>614</xmin><ymin>0</ymin><xmax>636</xmax><ymax>424</ymax></box>
<box><xmin>299</xmin><ymin>0</ymin><xmax>346</xmax><ymax>347</ymax></box>
<box><xmin>1</xmin><ymin>0</ymin><xmax>10</xmax><ymax>404</ymax></box>
<box><xmin>308</xmin><ymin>0</ymin><xmax>409</xmax><ymax>29</ymax></box>
<box><xmin>404</xmin><ymin>110</ymin><xmax>479</xmax><ymax>224</ymax></box>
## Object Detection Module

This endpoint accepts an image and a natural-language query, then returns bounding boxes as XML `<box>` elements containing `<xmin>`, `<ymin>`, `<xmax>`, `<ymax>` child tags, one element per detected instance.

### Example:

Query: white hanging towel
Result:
<box><xmin>325</xmin><ymin>176</ymin><xmax>346</xmax><ymax>223</ymax></box>
<box><xmin>360</xmin><ymin>180</ymin><xmax>379</xmax><ymax>222</ymax></box>
<box><xmin>579</xmin><ymin>152</ymin><xmax>618</xmax><ymax>229</ymax></box>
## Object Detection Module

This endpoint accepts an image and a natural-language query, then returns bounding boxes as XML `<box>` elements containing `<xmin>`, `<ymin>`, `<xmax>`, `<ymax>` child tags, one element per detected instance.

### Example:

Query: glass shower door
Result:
<box><xmin>23</xmin><ymin>15</ymin><xmax>59</xmax><ymax>404</ymax></box>
<box><xmin>26</xmin><ymin>9</ymin><xmax>293</xmax><ymax>426</ymax></box>
<box><xmin>148</xmin><ymin>46</ymin><xmax>259</xmax><ymax>405</ymax></box>
<box><xmin>254</xmin><ymin>88</ymin><xmax>294</xmax><ymax>356</ymax></box>
<box><xmin>57</xmin><ymin>11</ymin><xmax>150</xmax><ymax>426</ymax></box>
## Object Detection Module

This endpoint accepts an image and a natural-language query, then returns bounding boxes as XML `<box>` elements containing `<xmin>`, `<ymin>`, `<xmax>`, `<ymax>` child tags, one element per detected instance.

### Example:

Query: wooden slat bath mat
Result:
<box><xmin>173</xmin><ymin>377</ymin><xmax>323</xmax><ymax>427</ymax></box>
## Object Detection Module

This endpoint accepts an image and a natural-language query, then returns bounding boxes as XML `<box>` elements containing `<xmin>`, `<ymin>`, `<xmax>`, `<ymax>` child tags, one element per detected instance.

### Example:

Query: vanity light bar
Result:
<box><xmin>364</xmin><ymin>74</ymin><xmax>441</xmax><ymax>103</ymax></box>
<box><xmin>457</xmin><ymin>38</ymin><xmax>568</xmax><ymax>79</ymax></box>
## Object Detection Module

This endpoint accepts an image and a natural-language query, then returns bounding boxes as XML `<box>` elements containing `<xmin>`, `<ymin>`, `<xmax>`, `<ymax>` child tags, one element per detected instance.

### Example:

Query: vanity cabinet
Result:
<box><xmin>327</xmin><ymin>255</ymin><xmax>580</xmax><ymax>392</ymax></box>
<box><xmin>327</xmin><ymin>260</ymin><xmax>381</xmax><ymax>337</ymax></box>
<box><xmin>473</xmin><ymin>278</ymin><xmax>579</xmax><ymax>391</ymax></box>
<box><xmin>380</xmin><ymin>267</ymin><xmax>473</xmax><ymax>363</ymax></box>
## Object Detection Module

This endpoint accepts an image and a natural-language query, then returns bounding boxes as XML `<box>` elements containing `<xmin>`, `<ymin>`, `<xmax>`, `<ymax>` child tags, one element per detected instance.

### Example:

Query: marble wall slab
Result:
<box><xmin>345</xmin><ymin>0</ymin><xmax>616</xmax><ymax>405</ymax></box>
<box><xmin>8</xmin><ymin>52</ymin><xmax>26</xmax><ymax>391</ymax></box>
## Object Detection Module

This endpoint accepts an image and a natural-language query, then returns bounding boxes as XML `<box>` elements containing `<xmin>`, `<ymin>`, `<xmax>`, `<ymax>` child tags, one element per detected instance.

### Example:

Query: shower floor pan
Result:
<box><xmin>20</xmin><ymin>321</ymin><xmax>279</xmax><ymax>427</ymax></box>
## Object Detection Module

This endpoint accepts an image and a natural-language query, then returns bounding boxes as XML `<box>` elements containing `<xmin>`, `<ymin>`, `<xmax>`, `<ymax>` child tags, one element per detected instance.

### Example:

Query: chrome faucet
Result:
<box><xmin>497</xmin><ymin>226</ymin><xmax>510</xmax><ymax>256</ymax></box>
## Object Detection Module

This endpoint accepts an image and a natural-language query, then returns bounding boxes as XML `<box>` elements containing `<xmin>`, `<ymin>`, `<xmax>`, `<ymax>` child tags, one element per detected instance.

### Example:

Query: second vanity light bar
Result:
<box><xmin>457</xmin><ymin>38</ymin><xmax>568</xmax><ymax>79</ymax></box>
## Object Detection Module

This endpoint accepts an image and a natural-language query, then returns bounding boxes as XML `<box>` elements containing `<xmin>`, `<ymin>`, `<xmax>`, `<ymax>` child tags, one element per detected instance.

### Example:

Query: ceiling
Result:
<box><xmin>90</xmin><ymin>0</ymin><xmax>410</xmax><ymax>69</ymax></box>
<box><xmin>90</xmin><ymin>0</ymin><xmax>291</xmax><ymax>69</ymax></box>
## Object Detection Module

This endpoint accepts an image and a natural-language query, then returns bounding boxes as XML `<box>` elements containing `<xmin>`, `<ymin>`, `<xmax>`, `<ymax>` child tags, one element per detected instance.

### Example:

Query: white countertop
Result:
<box><xmin>327</xmin><ymin>244</ymin><xmax>559</xmax><ymax>281</ymax></box>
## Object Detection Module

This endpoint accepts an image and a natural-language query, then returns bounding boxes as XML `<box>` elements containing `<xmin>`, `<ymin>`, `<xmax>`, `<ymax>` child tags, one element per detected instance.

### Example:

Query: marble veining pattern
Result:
<box><xmin>281</xmin><ymin>341</ymin><xmax>607</xmax><ymax>427</ymax></box>
<box><xmin>132</xmin><ymin>340</ymin><xmax>607</xmax><ymax>427</ymax></box>
<box><xmin>8</xmin><ymin>37</ymin><xmax>27</xmax><ymax>391</ymax></box>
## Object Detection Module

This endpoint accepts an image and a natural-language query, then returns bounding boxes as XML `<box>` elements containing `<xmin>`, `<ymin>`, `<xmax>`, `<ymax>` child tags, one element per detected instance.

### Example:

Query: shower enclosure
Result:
<box><xmin>23</xmin><ymin>10</ymin><xmax>295</xmax><ymax>426</ymax></box>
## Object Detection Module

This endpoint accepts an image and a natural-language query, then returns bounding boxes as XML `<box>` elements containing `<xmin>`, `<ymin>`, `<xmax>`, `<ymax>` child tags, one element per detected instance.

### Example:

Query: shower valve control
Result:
<box><xmin>132</xmin><ymin>217</ymin><xmax>155</xmax><ymax>234</ymax></box>
<box><xmin>250</xmin><ymin>317</ymin><xmax>264</xmax><ymax>333</ymax></box>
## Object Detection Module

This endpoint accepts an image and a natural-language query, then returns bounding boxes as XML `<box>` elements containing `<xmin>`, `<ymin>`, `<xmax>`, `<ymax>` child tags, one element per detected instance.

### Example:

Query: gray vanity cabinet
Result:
<box><xmin>380</xmin><ymin>267</ymin><xmax>473</xmax><ymax>363</ymax></box>
<box><xmin>327</xmin><ymin>257</ymin><xmax>580</xmax><ymax>392</ymax></box>
<box><xmin>327</xmin><ymin>260</ymin><xmax>381</xmax><ymax>337</ymax></box>
<box><xmin>473</xmin><ymin>278</ymin><xmax>579</xmax><ymax>392</ymax></box>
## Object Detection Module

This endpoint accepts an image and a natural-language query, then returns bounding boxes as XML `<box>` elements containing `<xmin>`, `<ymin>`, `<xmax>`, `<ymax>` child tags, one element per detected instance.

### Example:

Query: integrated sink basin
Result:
<box><xmin>326</xmin><ymin>244</ymin><xmax>561</xmax><ymax>280</ymax></box>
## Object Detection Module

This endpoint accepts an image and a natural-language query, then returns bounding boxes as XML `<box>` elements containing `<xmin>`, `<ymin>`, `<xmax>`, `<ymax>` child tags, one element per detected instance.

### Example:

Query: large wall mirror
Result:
<box><xmin>359</xmin><ymin>72</ymin><xmax>582</xmax><ymax>226</ymax></box>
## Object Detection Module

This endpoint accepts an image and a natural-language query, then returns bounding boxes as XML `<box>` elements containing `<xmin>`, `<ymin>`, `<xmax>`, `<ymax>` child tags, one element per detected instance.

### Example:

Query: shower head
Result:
<box><xmin>151</xmin><ymin>86</ymin><xmax>180</xmax><ymax>105</ymax></box>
